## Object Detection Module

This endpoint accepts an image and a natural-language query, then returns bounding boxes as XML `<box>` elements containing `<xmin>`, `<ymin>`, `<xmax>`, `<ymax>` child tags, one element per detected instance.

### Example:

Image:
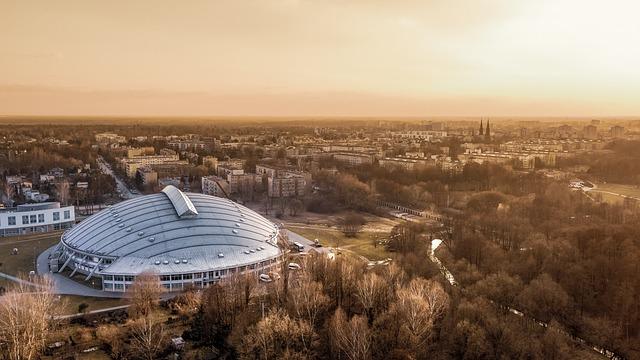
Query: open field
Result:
<box><xmin>589</xmin><ymin>183</ymin><xmax>640</xmax><ymax>204</ymax></box>
<box><xmin>287</xmin><ymin>225</ymin><xmax>391</xmax><ymax>261</ymax></box>
<box><xmin>0</xmin><ymin>231</ymin><xmax>62</xmax><ymax>276</ymax></box>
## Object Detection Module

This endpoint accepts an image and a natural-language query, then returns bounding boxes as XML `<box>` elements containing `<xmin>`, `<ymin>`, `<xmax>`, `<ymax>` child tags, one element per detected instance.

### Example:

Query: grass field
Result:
<box><xmin>288</xmin><ymin>225</ymin><xmax>391</xmax><ymax>261</ymax></box>
<box><xmin>589</xmin><ymin>183</ymin><xmax>640</xmax><ymax>204</ymax></box>
<box><xmin>0</xmin><ymin>231</ymin><xmax>62</xmax><ymax>276</ymax></box>
<box><xmin>58</xmin><ymin>295</ymin><xmax>126</xmax><ymax>315</ymax></box>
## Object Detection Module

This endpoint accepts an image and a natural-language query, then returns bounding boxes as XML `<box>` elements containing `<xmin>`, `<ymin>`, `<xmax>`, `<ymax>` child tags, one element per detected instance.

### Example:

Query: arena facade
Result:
<box><xmin>50</xmin><ymin>186</ymin><xmax>282</xmax><ymax>292</ymax></box>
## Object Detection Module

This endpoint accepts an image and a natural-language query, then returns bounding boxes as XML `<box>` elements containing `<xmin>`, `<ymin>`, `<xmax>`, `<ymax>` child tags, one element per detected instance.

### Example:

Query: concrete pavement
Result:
<box><xmin>37</xmin><ymin>245</ymin><xmax>125</xmax><ymax>298</ymax></box>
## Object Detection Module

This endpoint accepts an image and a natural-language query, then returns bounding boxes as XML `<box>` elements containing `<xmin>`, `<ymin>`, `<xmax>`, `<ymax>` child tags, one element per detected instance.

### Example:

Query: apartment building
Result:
<box><xmin>333</xmin><ymin>152</ymin><xmax>375</xmax><ymax>166</ymax></box>
<box><xmin>201</xmin><ymin>175</ymin><xmax>230</xmax><ymax>198</ymax></box>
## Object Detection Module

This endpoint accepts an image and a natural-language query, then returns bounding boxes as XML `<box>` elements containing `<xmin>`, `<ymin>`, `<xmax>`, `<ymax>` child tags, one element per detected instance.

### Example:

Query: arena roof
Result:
<box><xmin>60</xmin><ymin>186</ymin><xmax>280</xmax><ymax>275</ymax></box>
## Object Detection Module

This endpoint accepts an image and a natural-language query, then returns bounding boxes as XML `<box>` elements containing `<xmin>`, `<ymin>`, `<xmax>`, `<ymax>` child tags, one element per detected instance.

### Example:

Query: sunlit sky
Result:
<box><xmin>1</xmin><ymin>0</ymin><xmax>640</xmax><ymax>116</ymax></box>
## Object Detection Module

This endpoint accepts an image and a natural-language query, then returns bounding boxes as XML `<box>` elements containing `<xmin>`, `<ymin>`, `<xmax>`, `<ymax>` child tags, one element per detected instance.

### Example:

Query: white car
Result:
<box><xmin>288</xmin><ymin>262</ymin><xmax>301</xmax><ymax>270</ymax></box>
<box><xmin>259</xmin><ymin>274</ymin><xmax>273</xmax><ymax>283</ymax></box>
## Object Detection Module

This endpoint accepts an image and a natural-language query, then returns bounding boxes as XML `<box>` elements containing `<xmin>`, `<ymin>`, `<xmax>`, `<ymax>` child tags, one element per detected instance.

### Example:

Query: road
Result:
<box><xmin>286</xmin><ymin>229</ymin><xmax>329</xmax><ymax>255</ymax></box>
<box><xmin>96</xmin><ymin>156</ymin><xmax>139</xmax><ymax>200</ymax></box>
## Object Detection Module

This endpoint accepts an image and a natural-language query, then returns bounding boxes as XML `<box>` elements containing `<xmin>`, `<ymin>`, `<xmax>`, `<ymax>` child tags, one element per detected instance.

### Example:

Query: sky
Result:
<box><xmin>1</xmin><ymin>0</ymin><xmax>640</xmax><ymax>117</ymax></box>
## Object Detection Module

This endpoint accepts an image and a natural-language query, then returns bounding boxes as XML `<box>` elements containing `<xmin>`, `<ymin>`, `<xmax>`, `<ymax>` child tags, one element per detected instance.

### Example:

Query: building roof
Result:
<box><xmin>61</xmin><ymin>186</ymin><xmax>279</xmax><ymax>275</ymax></box>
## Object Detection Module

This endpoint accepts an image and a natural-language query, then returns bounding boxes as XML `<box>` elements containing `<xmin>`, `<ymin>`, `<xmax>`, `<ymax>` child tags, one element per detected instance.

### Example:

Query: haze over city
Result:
<box><xmin>2</xmin><ymin>0</ymin><xmax>640</xmax><ymax>116</ymax></box>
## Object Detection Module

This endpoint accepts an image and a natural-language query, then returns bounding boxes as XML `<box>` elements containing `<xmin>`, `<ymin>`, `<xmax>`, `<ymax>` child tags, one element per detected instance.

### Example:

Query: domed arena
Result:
<box><xmin>51</xmin><ymin>186</ymin><xmax>282</xmax><ymax>292</ymax></box>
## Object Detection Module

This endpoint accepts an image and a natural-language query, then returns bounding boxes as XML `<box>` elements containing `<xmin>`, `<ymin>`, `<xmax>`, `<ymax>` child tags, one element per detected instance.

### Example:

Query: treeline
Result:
<box><xmin>561</xmin><ymin>139</ymin><xmax>640</xmax><ymax>184</ymax></box>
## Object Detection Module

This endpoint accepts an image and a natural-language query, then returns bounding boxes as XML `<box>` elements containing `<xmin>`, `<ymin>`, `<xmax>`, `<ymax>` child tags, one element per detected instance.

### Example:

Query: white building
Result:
<box><xmin>51</xmin><ymin>186</ymin><xmax>281</xmax><ymax>292</ymax></box>
<box><xmin>1</xmin><ymin>202</ymin><xmax>75</xmax><ymax>237</ymax></box>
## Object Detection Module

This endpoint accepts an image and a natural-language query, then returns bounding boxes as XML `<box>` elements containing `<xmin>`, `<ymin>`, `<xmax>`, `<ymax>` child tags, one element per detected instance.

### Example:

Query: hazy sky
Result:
<box><xmin>1</xmin><ymin>0</ymin><xmax>639</xmax><ymax>116</ymax></box>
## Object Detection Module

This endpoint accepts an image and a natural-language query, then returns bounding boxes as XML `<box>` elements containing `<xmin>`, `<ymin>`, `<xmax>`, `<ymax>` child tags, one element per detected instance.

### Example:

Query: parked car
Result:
<box><xmin>288</xmin><ymin>262</ymin><xmax>301</xmax><ymax>270</ymax></box>
<box><xmin>259</xmin><ymin>273</ymin><xmax>273</xmax><ymax>283</ymax></box>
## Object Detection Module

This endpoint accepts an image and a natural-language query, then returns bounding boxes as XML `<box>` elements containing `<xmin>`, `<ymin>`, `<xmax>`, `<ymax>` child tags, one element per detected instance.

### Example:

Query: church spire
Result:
<box><xmin>485</xmin><ymin>120</ymin><xmax>491</xmax><ymax>140</ymax></box>
<box><xmin>479</xmin><ymin>119</ymin><xmax>484</xmax><ymax>136</ymax></box>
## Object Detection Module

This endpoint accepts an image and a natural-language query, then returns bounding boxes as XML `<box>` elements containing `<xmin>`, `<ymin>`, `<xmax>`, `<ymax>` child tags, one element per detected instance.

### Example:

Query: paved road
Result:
<box><xmin>97</xmin><ymin>156</ymin><xmax>139</xmax><ymax>200</ymax></box>
<box><xmin>286</xmin><ymin>229</ymin><xmax>330</xmax><ymax>255</ymax></box>
<box><xmin>0</xmin><ymin>271</ymin><xmax>40</xmax><ymax>288</ymax></box>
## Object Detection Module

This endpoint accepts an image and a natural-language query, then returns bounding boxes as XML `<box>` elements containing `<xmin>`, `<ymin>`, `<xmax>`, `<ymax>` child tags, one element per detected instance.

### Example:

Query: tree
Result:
<box><xmin>288</xmin><ymin>198</ymin><xmax>304</xmax><ymax>217</ymax></box>
<box><xmin>55</xmin><ymin>180</ymin><xmax>70</xmax><ymax>205</ymax></box>
<box><xmin>129</xmin><ymin>315</ymin><xmax>167</xmax><ymax>360</ymax></box>
<box><xmin>0</xmin><ymin>275</ymin><xmax>64</xmax><ymax>360</ymax></box>
<box><xmin>517</xmin><ymin>273</ymin><xmax>570</xmax><ymax>322</ymax></box>
<box><xmin>240</xmin><ymin>309</ymin><xmax>316</xmax><ymax>360</ymax></box>
<box><xmin>128</xmin><ymin>272</ymin><xmax>164</xmax><ymax>318</ymax></box>
<box><xmin>469</xmin><ymin>272</ymin><xmax>523</xmax><ymax>307</ymax></box>
<box><xmin>391</xmin><ymin>278</ymin><xmax>449</xmax><ymax>356</ymax></box>
<box><xmin>355</xmin><ymin>272</ymin><xmax>388</xmax><ymax>323</ymax></box>
<box><xmin>1</xmin><ymin>181</ymin><xmax>15</xmax><ymax>207</ymax></box>
<box><xmin>337</xmin><ymin>212</ymin><xmax>367</xmax><ymax>237</ymax></box>
<box><xmin>96</xmin><ymin>324</ymin><xmax>125</xmax><ymax>359</ymax></box>
<box><xmin>329</xmin><ymin>308</ymin><xmax>372</xmax><ymax>360</ymax></box>
<box><xmin>288</xmin><ymin>271</ymin><xmax>330</xmax><ymax>326</ymax></box>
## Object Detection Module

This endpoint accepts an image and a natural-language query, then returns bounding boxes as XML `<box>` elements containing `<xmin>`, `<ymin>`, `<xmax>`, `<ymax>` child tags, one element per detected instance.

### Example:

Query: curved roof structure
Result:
<box><xmin>60</xmin><ymin>186</ymin><xmax>280</xmax><ymax>275</ymax></box>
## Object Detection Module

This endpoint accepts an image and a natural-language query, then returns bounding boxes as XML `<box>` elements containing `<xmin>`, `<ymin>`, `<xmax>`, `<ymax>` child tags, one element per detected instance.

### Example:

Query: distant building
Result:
<box><xmin>120</xmin><ymin>153</ymin><xmax>182</xmax><ymax>177</ymax></box>
<box><xmin>333</xmin><ymin>152</ymin><xmax>375</xmax><ymax>166</ymax></box>
<box><xmin>583</xmin><ymin>125</ymin><xmax>598</xmax><ymax>139</ymax></box>
<box><xmin>201</xmin><ymin>175</ymin><xmax>230</xmax><ymax>198</ymax></box>
<box><xmin>378</xmin><ymin>157</ymin><xmax>435</xmax><ymax>171</ymax></box>
<box><xmin>227</xmin><ymin>172</ymin><xmax>260</xmax><ymax>194</ymax></box>
<box><xmin>256</xmin><ymin>164</ymin><xmax>310</xmax><ymax>198</ymax></box>
<box><xmin>390</xmin><ymin>130</ymin><xmax>448</xmax><ymax>141</ymax></box>
<box><xmin>610</xmin><ymin>125</ymin><xmax>625</xmax><ymax>138</ymax></box>
<box><xmin>0</xmin><ymin>202</ymin><xmax>75</xmax><ymax>237</ymax></box>
<box><xmin>76</xmin><ymin>182</ymin><xmax>89</xmax><ymax>189</ymax></box>
<box><xmin>95</xmin><ymin>133</ymin><xmax>126</xmax><ymax>144</ymax></box>
<box><xmin>24</xmin><ymin>190</ymin><xmax>50</xmax><ymax>202</ymax></box>
<box><xmin>267</xmin><ymin>175</ymin><xmax>305</xmax><ymax>198</ymax></box>
<box><xmin>136</xmin><ymin>166</ymin><xmax>158</xmax><ymax>186</ymax></box>
<box><xmin>127</xmin><ymin>147</ymin><xmax>155</xmax><ymax>158</ymax></box>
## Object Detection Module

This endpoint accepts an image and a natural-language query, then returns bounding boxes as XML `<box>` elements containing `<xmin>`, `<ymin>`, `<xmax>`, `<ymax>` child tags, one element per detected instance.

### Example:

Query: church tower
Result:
<box><xmin>485</xmin><ymin>120</ymin><xmax>491</xmax><ymax>140</ymax></box>
<box><xmin>479</xmin><ymin>119</ymin><xmax>484</xmax><ymax>136</ymax></box>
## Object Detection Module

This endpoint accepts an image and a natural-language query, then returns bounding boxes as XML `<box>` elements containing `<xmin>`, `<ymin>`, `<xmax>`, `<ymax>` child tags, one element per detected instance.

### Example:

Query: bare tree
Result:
<box><xmin>55</xmin><ymin>180</ymin><xmax>70</xmax><ymax>206</ymax></box>
<box><xmin>129</xmin><ymin>315</ymin><xmax>167</xmax><ymax>360</ymax></box>
<box><xmin>383</xmin><ymin>262</ymin><xmax>406</xmax><ymax>295</ymax></box>
<box><xmin>329</xmin><ymin>308</ymin><xmax>372</xmax><ymax>360</ymax></box>
<box><xmin>240</xmin><ymin>309</ymin><xmax>316</xmax><ymax>360</ymax></box>
<box><xmin>0</xmin><ymin>275</ymin><xmax>64</xmax><ymax>360</ymax></box>
<box><xmin>392</xmin><ymin>278</ymin><xmax>449</xmax><ymax>356</ymax></box>
<box><xmin>1</xmin><ymin>181</ymin><xmax>15</xmax><ymax>207</ymax></box>
<box><xmin>96</xmin><ymin>324</ymin><xmax>125</xmax><ymax>359</ymax></box>
<box><xmin>128</xmin><ymin>272</ymin><xmax>164</xmax><ymax>318</ymax></box>
<box><xmin>288</xmin><ymin>198</ymin><xmax>304</xmax><ymax>216</ymax></box>
<box><xmin>355</xmin><ymin>272</ymin><xmax>387</xmax><ymax>323</ymax></box>
<box><xmin>288</xmin><ymin>271</ymin><xmax>330</xmax><ymax>326</ymax></box>
<box><xmin>337</xmin><ymin>212</ymin><xmax>367</xmax><ymax>237</ymax></box>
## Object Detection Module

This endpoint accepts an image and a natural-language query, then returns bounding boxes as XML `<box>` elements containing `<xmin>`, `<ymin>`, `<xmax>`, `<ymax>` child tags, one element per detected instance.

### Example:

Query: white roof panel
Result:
<box><xmin>161</xmin><ymin>185</ymin><xmax>198</xmax><ymax>217</ymax></box>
